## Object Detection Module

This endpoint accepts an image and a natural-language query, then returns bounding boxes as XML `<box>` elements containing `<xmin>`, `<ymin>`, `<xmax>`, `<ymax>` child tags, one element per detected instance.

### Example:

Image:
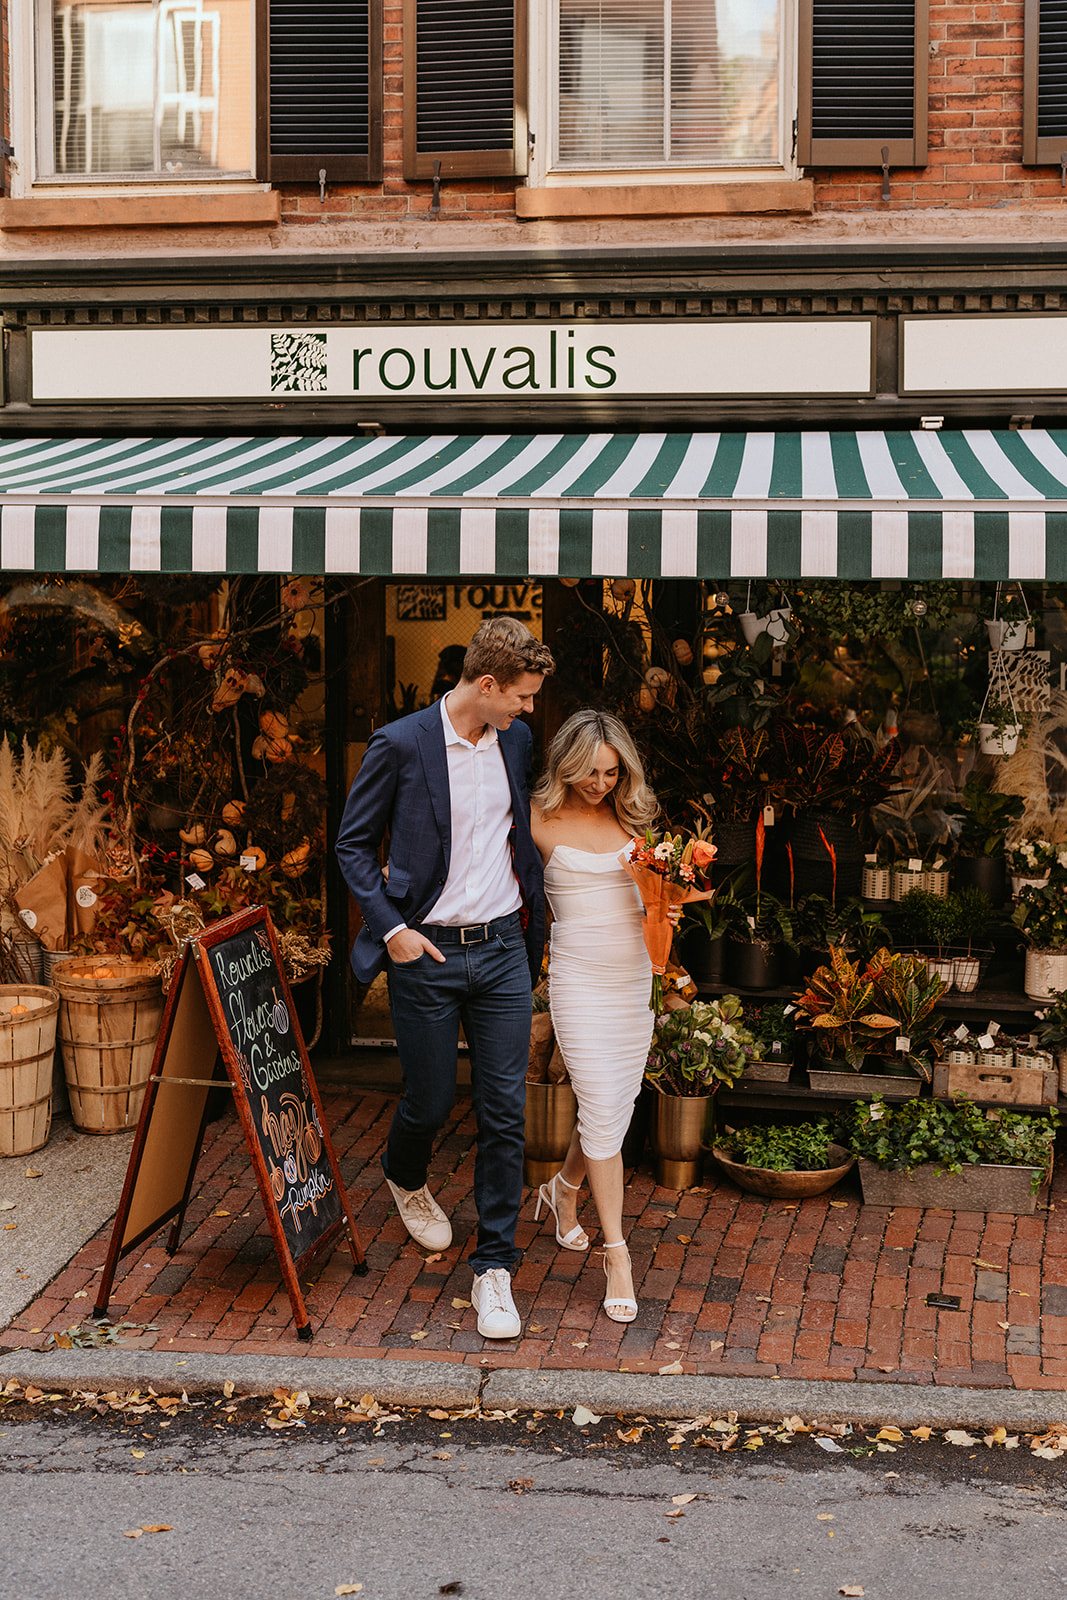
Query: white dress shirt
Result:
<box><xmin>383</xmin><ymin>693</ymin><xmax>521</xmax><ymax>943</ymax></box>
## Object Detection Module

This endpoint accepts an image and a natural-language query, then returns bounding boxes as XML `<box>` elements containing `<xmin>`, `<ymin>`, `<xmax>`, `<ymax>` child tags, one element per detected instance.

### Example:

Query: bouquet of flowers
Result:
<box><xmin>644</xmin><ymin>996</ymin><xmax>756</xmax><ymax>1096</ymax></box>
<box><xmin>622</xmin><ymin>829</ymin><xmax>717</xmax><ymax>1009</ymax></box>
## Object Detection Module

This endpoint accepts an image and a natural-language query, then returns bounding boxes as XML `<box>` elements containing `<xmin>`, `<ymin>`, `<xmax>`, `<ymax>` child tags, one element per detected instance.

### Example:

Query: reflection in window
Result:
<box><xmin>42</xmin><ymin>0</ymin><xmax>253</xmax><ymax>177</ymax></box>
<box><xmin>557</xmin><ymin>0</ymin><xmax>779</xmax><ymax>168</ymax></box>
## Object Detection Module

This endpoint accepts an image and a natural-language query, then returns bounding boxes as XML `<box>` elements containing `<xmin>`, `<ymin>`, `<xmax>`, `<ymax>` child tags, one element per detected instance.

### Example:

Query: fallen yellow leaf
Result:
<box><xmin>829</xmin><ymin>1201</ymin><xmax>848</xmax><ymax>1209</ymax></box>
<box><xmin>658</xmin><ymin>1359</ymin><xmax>684</xmax><ymax>1375</ymax></box>
<box><xmin>335</xmin><ymin>1586</ymin><xmax>363</xmax><ymax>1596</ymax></box>
<box><xmin>130</xmin><ymin>1449</ymin><xmax>146</xmax><ymax>1459</ymax></box>
<box><xmin>451</xmin><ymin>1298</ymin><xmax>471</xmax><ymax>1309</ymax></box>
<box><xmin>214</xmin><ymin>1210</ymin><xmax>230</xmax><ymax>1217</ymax></box>
<box><xmin>839</xmin><ymin>1588</ymin><xmax>865</xmax><ymax>1597</ymax></box>
<box><xmin>24</xmin><ymin>1168</ymin><xmax>42</xmax><ymax>1179</ymax></box>
<box><xmin>140</xmin><ymin>1525</ymin><xmax>172</xmax><ymax>1533</ymax></box>
<box><xmin>123</xmin><ymin>1530</ymin><xmax>143</xmax><ymax>1539</ymax></box>
<box><xmin>672</xmin><ymin>1494</ymin><xmax>697</xmax><ymax>1506</ymax></box>
<box><xmin>876</xmin><ymin>1427</ymin><xmax>904</xmax><ymax>1442</ymax></box>
<box><xmin>972</xmin><ymin>1257</ymin><xmax>1002</xmax><ymax>1270</ymax></box>
<box><xmin>817</xmin><ymin>1513</ymin><xmax>834</xmax><ymax>1521</ymax></box>
<box><xmin>911</xmin><ymin>1426</ymin><xmax>932</xmax><ymax>1440</ymax></box>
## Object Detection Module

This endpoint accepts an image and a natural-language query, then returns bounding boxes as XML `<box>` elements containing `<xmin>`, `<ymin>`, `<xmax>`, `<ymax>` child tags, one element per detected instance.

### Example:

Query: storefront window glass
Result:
<box><xmin>556</xmin><ymin>0</ymin><xmax>780</xmax><ymax>168</ymax></box>
<box><xmin>38</xmin><ymin>0</ymin><xmax>254</xmax><ymax>178</ymax></box>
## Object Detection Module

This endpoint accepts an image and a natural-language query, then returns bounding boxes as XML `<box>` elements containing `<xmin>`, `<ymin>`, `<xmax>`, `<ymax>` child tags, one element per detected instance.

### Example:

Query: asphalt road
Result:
<box><xmin>2</xmin><ymin>1395</ymin><xmax>1066</xmax><ymax>1600</ymax></box>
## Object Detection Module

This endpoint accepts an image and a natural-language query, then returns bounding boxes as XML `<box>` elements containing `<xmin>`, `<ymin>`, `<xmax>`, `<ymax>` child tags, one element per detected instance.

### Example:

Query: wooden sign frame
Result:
<box><xmin>95</xmin><ymin>906</ymin><xmax>366</xmax><ymax>1340</ymax></box>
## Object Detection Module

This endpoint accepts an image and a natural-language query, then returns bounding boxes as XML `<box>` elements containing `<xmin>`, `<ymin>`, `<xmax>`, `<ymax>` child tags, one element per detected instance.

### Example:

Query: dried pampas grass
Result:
<box><xmin>0</xmin><ymin>737</ymin><xmax>112</xmax><ymax>893</ymax></box>
<box><xmin>995</xmin><ymin>686</ymin><xmax>1067</xmax><ymax>842</ymax></box>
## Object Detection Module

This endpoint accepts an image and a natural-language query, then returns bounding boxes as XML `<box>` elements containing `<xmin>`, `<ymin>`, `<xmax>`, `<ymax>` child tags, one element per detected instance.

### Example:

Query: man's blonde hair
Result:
<box><xmin>462</xmin><ymin>616</ymin><xmax>555</xmax><ymax>686</ymax></box>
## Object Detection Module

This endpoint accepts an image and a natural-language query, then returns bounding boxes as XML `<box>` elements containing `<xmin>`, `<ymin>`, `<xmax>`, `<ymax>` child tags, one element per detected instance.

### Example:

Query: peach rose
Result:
<box><xmin>691</xmin><ymin>840</ymin><xmax>718</xmax><ymax>869</ymax></box>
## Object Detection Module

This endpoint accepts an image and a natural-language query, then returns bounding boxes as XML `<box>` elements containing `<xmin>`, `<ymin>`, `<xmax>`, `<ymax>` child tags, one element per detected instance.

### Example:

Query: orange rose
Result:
<box><xmin>691</xmin><ymin>840</ymin><xmax>717</xmax><ymax>869</ymax></box>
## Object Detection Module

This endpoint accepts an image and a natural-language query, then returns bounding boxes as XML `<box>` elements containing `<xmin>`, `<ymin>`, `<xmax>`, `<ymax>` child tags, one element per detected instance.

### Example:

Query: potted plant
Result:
<box><xmin>523</xmin><ymin>988</ymin><xmax>577</xmax><ymax>1188</ymax></box>
<box><xmin>736</xmin><ymin>580</ymin><xmax>796</xmax><ymax>648</ymax></box>
<box><xmin>791</xmin><ymin>892</ymin><xmax>890</xmax><ymax>979</ymax></box>
<box><xmin>777</xmin><ymin>722</ymin><xmax>901</xmax><ymax>903</ymax></box>
<box><xmin>891</xmin><ymin>887</ymin><xmax>959</xmax><ymax>985</ymax></box>
<box><xmin>951</xmin><ymin>885</ymin><xmax>998</xmax><ymax>992</ymax></box>
<box><xmin>719</xmin><ymin>887</ymin><xmax>796</xmax><ymax>990</ymax></box>
<box><xmin>981</xmin><ymin>582</ymin><xmax>1032</xmax><ymax>651</ymax></box>
<box><xmin>742</xmin><ymin>999</ymin><xmax>797</xmax><ymax>1082</ymax></box>
<box><xmin>1005</xmin><ymin>836</ymin><xmax>1055</xmax><ymax>896</ymax></box>
<box><xmin>644</xmin><ymin>996</ymin><xmax>755</xmax><ymax>1187</ymax></box>
<box><xmin>1035</xmin><ymin>987</ymin><xmax>1067</xmax><ymax>1101</ymax></box>
<box><xmin>947</xmin><ymin>776</ymin><xmax>1024</xmax><ymax>906</ymax></box>
<box><xmin>849</xmin><ymin>1095</ymin><xmax>1058</xmax><ymax>1215</ymax></box>
<box><xmin>976</xmin><ymin>647</ymin><xmax>1026</xmax><ymax>754</ymax></box>
<box><xmin>1011</xmin><ymin>877</ymin><xmax>1067</xmax><ymax>1000</ymax></box>
<box><xmin>795</xmin><ymin>945</ymin><xmax>944</xmax><ymax>1096</ymax></box>
<box><xmin>712</xmin><ymin>1119</ymin><xmax>855</xmax><ymax>1199</ymax></box>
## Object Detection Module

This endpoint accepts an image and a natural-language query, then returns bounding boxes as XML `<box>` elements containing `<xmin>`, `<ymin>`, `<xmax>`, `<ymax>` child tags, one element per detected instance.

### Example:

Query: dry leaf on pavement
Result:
<box><xmin>658</xmin><ymin>1359</ymin><xmax>684</xmax><ymax>1375</ymax></box>
<box><xmin>335</xmin><ymin>1586</ymin><xmax>363</xmax><ymax>1596</ymax></box>
<box><xmin>816</xmin><ymin>1437</ymin><xmax>845</xmax><ymax>1453</ymax></box>
<box><xmin>672</xmin><ymin>1494</ymin><xmax>697</xmax><ymax>1505</ymax></box>
<box><xmin>945</xmin><ymin>1430</ymin><xmax>979</xmax><ymax>1446</ymax></box>
<box><xmin>572</xmin><ymin>1405</ymin><xmax>601</xmax><ymax>1427</ymax></box>
<box><xmin>839</xmin><ymin>1587</ymin><xmax>865</xmax><ymax>1596</ymax></box>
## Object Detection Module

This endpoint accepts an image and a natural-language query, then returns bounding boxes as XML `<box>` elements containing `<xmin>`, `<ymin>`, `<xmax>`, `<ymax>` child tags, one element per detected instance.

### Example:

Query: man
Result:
<box><xmin>336</xmin><ymin>617</ymin><xmax>553</xmax><ymax>1339</ymax></box>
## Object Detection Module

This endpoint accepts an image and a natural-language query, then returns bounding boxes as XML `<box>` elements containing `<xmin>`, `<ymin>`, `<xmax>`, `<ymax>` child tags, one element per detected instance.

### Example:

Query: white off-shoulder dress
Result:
<box><xmin>544</xmin><ymin>843</ymin><xmax>654</xmax><ymax>1161</ymax></box>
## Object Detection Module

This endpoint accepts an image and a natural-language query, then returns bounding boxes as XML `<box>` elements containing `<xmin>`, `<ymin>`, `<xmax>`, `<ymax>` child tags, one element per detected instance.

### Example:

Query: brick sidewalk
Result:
<box><xmin>4</xmin><ymin>1088</ymin><xmax>1066</xmax><ymax>1390</ymax></box>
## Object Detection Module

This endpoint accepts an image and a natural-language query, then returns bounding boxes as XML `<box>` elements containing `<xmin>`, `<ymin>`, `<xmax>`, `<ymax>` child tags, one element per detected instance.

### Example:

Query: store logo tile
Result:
<box><xmin>271</xmin><ymin>332</ymin><xmax>328</xmax><ymax>393</ymax></box>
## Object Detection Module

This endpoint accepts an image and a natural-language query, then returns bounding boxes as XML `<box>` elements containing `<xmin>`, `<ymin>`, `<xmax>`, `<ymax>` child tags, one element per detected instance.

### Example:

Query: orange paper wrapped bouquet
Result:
<box><xmin>621</xmin><ymin>831</ymin><xmax>717</xmax><ymax>1009</ymax></box>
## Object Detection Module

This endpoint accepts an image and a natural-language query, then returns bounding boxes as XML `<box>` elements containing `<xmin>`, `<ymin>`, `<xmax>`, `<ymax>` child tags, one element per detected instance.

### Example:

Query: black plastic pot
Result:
<box><xmin>788</xmin><ymin>811</ymin><xmax>863</xmax><ymax>902</ymax></box>
<box><xmin>726</xmin><ymin>939</ymin><xmax>781</xmax><ymax>990</ymax></box>
<box><xmin>678</xmin><ymin>925</ymin><xmax>725</xmax><ymax>986</ymax></box>
<box><xmin>952</xmin><ymin>854</ymin><xmax>1007</xmax><ymax>908</ymax></box>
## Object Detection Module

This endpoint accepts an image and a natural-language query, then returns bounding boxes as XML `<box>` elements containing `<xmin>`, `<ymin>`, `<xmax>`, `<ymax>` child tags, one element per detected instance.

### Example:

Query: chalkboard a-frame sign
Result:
<box><xmin>95</xmin><ymin>906</ymin><xmax>366</xmax><ymax>1340</ymax></box>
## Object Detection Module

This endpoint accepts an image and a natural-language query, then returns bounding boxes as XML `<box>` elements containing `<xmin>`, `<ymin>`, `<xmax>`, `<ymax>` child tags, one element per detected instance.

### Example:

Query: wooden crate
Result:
<box><xmin>932</xmin><ymin>1056</ymin><xmax>1057</xmax><ymax>1106</ymax></box>
<box><xmin>857</xmin><ymin>1157</ymin><xmax>1045</xmax><ymax>1215</ymax></box>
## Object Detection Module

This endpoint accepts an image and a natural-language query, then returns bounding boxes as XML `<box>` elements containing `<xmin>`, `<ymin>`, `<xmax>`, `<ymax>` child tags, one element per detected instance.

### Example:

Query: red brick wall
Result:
<box><xmin>812</xmin><ymin>0</ymin><xmax>1066</xmax><ymax>210</ymax></box>
<box><xmin>277</xmin><ymin>0</ymin><xmax>1067</xmax><ymax>226</ymax></box>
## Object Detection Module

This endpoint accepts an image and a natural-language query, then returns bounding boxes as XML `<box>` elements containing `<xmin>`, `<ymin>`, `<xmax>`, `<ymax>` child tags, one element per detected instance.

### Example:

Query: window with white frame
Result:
<box><xmin>550</xmin><ymin>0</ymin><xmax>784</xmax><ymax>173</ymax></box>
<box><xmin>34</xmin><ymin>0</ymin><xmax>255</xmax><ymax>179</ymax></box>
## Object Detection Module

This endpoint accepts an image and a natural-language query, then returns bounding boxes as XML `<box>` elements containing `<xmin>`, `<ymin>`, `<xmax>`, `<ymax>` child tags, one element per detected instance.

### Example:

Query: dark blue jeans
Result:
<box><xmin>384</xmin><ymin>915</ymin><xmax>531</xmax><ymax>1275</ymax></box>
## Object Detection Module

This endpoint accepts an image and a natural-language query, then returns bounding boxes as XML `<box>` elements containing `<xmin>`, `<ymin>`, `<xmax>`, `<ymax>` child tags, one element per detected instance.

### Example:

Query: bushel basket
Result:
<box><xmin>55</xmin><ymin>960</ymin><xmax>164</xmax><ymax>1134</ymax></box>
<box><xmin>0</xmin><ymin>985</ymin><xmax>60</xmax><ymax>1157</ymax></box>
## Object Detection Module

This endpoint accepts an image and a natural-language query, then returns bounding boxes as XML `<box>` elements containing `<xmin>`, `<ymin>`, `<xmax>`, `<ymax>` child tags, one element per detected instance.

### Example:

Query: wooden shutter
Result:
<box><xmin>262</xmin><ymin>1</ymin><xmax>382</xmax><ymax>181</ymax></box>
<box><xmin>797</xmin><ymin>0</ymin><xmax>928</xmax><ymax>168</ymax></box>
<box><xmin>403</xmin><ymin>0</ymin><xmax>528</xmax><ymax>180</ymax></box>
<box><xmin>1024</xmin><ymin>0</ymin><xmax>1067</xmax><ymax>165</ymax></box>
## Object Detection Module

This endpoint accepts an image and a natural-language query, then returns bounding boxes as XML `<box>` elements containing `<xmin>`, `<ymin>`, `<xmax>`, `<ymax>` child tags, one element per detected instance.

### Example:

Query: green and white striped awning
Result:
<box><xmin>4</xmin><ymin>430</ymin><xmax>1067</xmax><ymax>578</ymax></box>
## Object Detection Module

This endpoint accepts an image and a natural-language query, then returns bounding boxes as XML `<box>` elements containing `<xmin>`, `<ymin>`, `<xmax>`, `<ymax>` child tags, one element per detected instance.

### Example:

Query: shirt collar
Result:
<box><xmin>440</xmin><ymin>692</ymin><xmax>499</xmax><ymax>751</ymax></box>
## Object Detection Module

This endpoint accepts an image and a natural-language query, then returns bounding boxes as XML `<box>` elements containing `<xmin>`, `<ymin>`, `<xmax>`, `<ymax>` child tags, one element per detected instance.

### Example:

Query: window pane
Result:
<box><xmin>557</xmin><ymin>0</ymin><xmax>779</xmax><ymax>168</ymax></box>
<box><xmin>42</xmin><ymin>0</ymin><xmax>253</xmax><ymax>177</ymax></box>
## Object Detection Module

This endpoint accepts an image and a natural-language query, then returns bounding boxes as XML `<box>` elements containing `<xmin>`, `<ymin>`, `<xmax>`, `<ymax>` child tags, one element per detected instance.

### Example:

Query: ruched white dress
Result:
<box><xmin>545</xmin><ymin>843</ymin><xmax>654</xmax><ymax>1161</ymax></box>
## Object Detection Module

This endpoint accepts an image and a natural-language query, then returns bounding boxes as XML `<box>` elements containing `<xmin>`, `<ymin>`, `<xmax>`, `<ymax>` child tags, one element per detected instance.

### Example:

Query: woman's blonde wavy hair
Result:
<box><xmin>533</xmin><ymin>709</ymin><xmax>659</xmax><ymax>836</ymax></box>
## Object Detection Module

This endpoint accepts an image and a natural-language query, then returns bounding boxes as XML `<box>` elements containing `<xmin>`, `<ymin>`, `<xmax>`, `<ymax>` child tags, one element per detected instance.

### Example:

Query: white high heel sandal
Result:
<box><xmin>533</xmin><ymin>1171</ymin><xmax>590</xmax><ymax>1252</ymax></box>
<box><xmin>601</xmin><ymin>1242</ymin><xmax>638</xmax><ymax>1323</ymax></box>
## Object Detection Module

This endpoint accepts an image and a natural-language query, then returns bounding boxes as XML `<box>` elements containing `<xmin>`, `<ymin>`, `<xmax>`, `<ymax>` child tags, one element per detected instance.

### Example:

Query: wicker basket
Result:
<box><xmin>0</xmin><ymin>985</ymin><xmax>60</xmax><ymax>1157</ymax></box>
<box><xmin>55</xmin><ymin>960</ymin><xmax>163</xmax><ymax>1134</ymax></box>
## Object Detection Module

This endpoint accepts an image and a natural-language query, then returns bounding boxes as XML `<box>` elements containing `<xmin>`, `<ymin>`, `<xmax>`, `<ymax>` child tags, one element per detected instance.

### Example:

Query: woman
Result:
<box><xmin>530</xmin><ymin>708</ymin><xmax>662</xmax><ymax>1324</ymax></box>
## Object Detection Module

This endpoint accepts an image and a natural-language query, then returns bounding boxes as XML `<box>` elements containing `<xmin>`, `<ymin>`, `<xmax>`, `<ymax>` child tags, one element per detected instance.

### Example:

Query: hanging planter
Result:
<box><xmin>737</xmin><ymin>581</ymin><xmax>793</xmax><ymax>646</ymax></box>
<box><xmin>976</xmin><ymin>647</ymin><xmax>1023</xmax><ymax>757</ymax></box>
<box><xmin>985</xmin><ymin>581</ymin><xmax>1032</xmax><ymax>651</ymax></box>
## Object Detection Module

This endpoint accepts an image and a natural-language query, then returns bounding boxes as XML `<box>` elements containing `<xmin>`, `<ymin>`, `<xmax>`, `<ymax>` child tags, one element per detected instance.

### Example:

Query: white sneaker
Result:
<box><xmin>471</xmin><ymin>1268</ymin><xmax>521</xmax><ymax>1339</ymax></box>
<box><xmin>385</xmin><ymin>1179</ymin><xmax>452</xmax><ymax>1251</ymax></box>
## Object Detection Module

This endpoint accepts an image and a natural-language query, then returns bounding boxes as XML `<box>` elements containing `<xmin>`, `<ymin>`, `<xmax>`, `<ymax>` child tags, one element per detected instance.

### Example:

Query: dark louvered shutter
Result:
<box><xmin>797</xmin><ymin>0</ymin><xmax>928</xmax><ymax>167</ymax></box>
<box><xmin>265</xmin><ymin>1</ymin><xmax>382</xmax><ymax>181</ymax></box>
<box><xmin>1024</xmin><ymin>0</ymin><xmax>1067</xmax><ymax>164</ymax></box>
<box><xmin>402</xmin><ymin>0</ymin><xmax>527</xmax><ymax>180</ymax></box>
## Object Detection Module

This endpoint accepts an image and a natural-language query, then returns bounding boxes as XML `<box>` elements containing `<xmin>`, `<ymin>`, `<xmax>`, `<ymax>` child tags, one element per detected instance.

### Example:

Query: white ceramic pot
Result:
<box><xmin>1024</xmin><ymin>947</ymin><xmax>1067</xmax><ymax>1001</ymax></box>
<box><xmin>1012</xmin><ymin>873</ymin><xmax>1050</xmax><ymax>897</ymax></box>
<box><xmin>986</xmin><ymin>619</ymin><xmax>1029</xmax><ymax>651</ymax></box>
<box><xmin>978</xmin><ymin>722</ymin><xmax>1021</xmax><ymax>756</ymax></box>
<box><xmin>739</xmin><ymin>605</ymin><xmax>791</xmax><ymax>646</ymax></box>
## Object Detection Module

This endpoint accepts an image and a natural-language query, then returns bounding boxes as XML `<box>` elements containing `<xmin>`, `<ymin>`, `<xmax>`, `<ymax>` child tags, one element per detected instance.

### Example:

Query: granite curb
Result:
<box><xmin>2</xmin><ymin>1348</ymin><xmax>1066</xmax><ymax>1431</ymax></box>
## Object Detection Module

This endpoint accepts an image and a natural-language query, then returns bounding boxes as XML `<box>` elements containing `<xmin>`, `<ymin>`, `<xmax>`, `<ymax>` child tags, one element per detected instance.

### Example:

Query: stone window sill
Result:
<box><xmin>0</xmin><ymin>192</ymin><xmax>281</xmax><ymax>230</ymax></box>
<box><xmin>516</xmin><ymin>179</ymin><xmax>814</xmax><ymax>221</ymax></box>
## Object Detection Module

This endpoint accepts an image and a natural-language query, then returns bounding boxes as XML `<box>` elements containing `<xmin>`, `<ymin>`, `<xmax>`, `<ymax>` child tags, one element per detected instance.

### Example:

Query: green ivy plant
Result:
<box><xmin>746</xmin><ymin>1000</ymin><xmax>797</xmax><ymax>1060</ymax></box>
<box><xmin>791</xmin><ymin>582</ymin><xmax>962</xmax><ymax>643</ymax></box>
<box><xmin>716</xmin><ymin>1120</ymin><xmax>839</xmax><ymax>1173</ymax></box>
<box><xmin>849</xmin><ymin>1096</ymin><xmax>1059</xmax><ymax>1190</ymax></box>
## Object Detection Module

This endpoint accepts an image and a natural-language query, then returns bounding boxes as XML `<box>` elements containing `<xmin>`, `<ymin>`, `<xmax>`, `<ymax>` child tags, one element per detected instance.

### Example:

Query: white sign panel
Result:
<box><xmin>903</xmin><ymin>315</ymin><xmax>1067</xmax><ymax>394</ymax></box>
<box><xmin>30</xmin><ymin>321</ymin><xmax>874</xmax><ymax>402</ymax></box>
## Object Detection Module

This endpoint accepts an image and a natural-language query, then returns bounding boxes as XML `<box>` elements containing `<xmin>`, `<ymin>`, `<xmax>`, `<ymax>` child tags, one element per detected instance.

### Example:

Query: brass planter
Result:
<box><xmin>650</xmin><ymin>1092</ymin><xmax>712</xmax><ymax>1189</ymax></box>
<box><xmin>523</xmin><ymin>1079</ymin><xmax>578</xmax><ymax>1189</ymax></box>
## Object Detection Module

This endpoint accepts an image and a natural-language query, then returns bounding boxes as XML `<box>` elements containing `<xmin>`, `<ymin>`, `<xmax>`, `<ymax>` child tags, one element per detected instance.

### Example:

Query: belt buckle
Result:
<box><xmin>460</xmin><ymin>923</ymin><xmax>488</xmax><ymax>945</ymax></box>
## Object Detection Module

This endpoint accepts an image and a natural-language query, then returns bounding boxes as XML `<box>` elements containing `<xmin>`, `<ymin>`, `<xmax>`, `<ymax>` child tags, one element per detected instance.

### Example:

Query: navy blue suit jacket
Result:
<box><xmin>335</xmin><ymin>701</ymin><xmax>546</xmax><ymax>987</ymax></box>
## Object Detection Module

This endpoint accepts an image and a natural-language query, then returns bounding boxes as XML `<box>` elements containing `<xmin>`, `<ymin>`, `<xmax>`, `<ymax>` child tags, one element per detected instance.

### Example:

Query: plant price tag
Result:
<box><xmin>239</xmin><ymin>854</ymin><xmax>259</xmax><ymax>872</ymax></box>
<box><xmin>978</xmin><ymin>1032</ymin><xmax>995</xmax><ymax>1050</ymax></box>
<box><xmin>954</xmin><ymin>1024</ymin><xmax>970</xmax><ymax>1041</ymax></box>
<box><xmin>783</xmin><ymin>1004</ymin><xmax>795</xmax><ymax>1015</ymax></box>
<box><xmin>908</xmin><ymin>858</ymin><xmax>922</xmax><ymax>872</ymax></box>
<box><xmin>988</xmin><ymin>1020</ymin><xmax>1001</xmax><ymax>1037</ymax></box>
<box><xmin>869</xmin><ymin>1104</ymin><xmax>885</xmax><ymax>1120</ymax></box>
<box><xmin>771</xmin><ymin>1040</ymin><xmax>782</xmax><ymax>1055</ymax></box>
<box><xmin>185</xmin><ymin>873</ymin><xmax>207</xmax><ymax>890</ymax></box>
<box><xmin>763</xmin><ymin>805</ymin><xmax>775</xmax><ymax>826</ymax></box>
<box><xmin>865</xmin><ymin>853</ymin><xmax>877</xmax><ymax>864</ymax></box>
<box><xmin>895</xmin><ymin>1036</ymin><xmax>911</xmax><ymax>1053</ymax></box>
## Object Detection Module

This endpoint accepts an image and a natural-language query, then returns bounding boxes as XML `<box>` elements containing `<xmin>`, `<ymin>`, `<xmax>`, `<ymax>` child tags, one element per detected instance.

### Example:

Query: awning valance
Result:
<box><xmin>3</xmin><ymin>430</ymin><xmax>1067</xmax><ymax>578</ymax></box>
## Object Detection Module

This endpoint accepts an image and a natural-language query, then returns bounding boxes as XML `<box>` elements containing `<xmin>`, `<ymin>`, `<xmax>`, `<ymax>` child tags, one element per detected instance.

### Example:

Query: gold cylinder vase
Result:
<box><xmin>650</xmin><ymin>1093</ymin><xmax>712</xmax><ymax>1190</ymax></box>
<box><xmin>523</xmin><ymin>1079</ymin><xmax>578</xmax><ymax>1189</ymax></box>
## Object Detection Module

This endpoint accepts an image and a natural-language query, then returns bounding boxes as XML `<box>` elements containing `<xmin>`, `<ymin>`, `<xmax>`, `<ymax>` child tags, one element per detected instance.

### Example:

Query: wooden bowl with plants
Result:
<box><xmin>712</xmin><ymin>1120</ymin><xmax>855</xmax><ymax>1199</ymax></box>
